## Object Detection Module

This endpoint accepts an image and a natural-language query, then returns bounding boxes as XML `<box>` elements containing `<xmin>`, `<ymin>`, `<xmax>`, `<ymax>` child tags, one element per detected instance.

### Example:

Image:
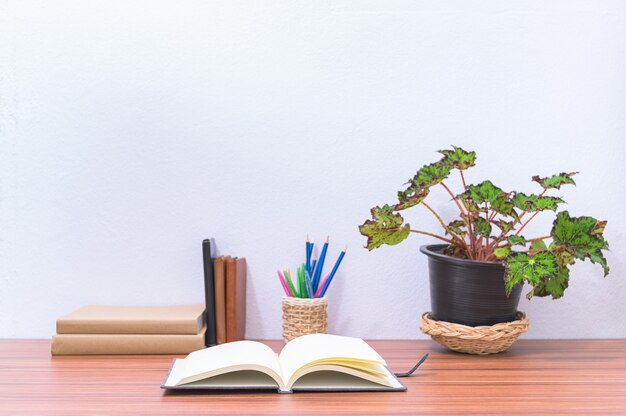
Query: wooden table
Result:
<box><xmin>1</xmin><ymin>339</ymin><xmax>626</xmax><ymax>415</ymax></box>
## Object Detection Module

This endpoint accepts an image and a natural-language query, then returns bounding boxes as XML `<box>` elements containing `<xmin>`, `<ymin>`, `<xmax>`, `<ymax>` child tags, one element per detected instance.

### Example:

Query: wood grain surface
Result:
<box><xmin>1</xmin><ymin>339</ymin><xmax>626</xmax><ymax>415</ymax></box>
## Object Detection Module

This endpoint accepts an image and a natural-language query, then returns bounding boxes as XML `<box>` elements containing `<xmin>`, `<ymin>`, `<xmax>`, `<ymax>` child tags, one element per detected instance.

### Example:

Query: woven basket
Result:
<box><xmin>420</xmin><ymin>311</ymin><xmax>529</xmax><ymax>355</ymax></box>
<box><xmin>282</xmin><ymin>297</ymin><xmax>327</xmax><ymax>343</ymax></box>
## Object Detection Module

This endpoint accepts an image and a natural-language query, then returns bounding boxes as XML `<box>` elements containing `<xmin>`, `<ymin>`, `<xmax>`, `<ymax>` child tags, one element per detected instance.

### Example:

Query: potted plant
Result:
<box><xmin>359</xmin><ymin>146</ymin><xmax>610</xmax><ymax>328</ymax></box>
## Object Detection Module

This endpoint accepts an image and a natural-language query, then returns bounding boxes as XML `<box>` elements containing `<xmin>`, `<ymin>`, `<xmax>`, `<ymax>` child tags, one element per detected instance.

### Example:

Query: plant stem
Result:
<box><xmin>440</xmin><ymin>181</ymin><xmax>465</xmax><ymax>215</ymax></box>
<box><xmin>487</xmin><ymin>189</ymin><xmax>547</xmax><ymax>249</ymax></box>
<box><xmin>421</xmin><ymin>202</ymin><xmax>467</xmax><ymax>247</ymax></box>
<box><xmin>515</xmin><ymin>211</ymin><xmax>540</xmax><ymax>236</ymax></box>
<box><xmin>526</xmin><ymin>235</ymin><xmax>551</xmax><ymax>242</ymax></box>
<box><xmin>408</xmin><ymin>229</ymin><xmax>453</xmax><ymax>244</ymax></box>
<box><xmin>459</xmin><ymin>170</ymin><xmax>468</xmax><ymax>191</ymax></box>
<box><xmin>484</xmin><ymin>203</ymin><xmax>490</xmax><ymax>246</ymax></box>
<box><xmin>440</xmin><ymin>181</ymin><xmax>476</xmax><ymax>257</ymax></box>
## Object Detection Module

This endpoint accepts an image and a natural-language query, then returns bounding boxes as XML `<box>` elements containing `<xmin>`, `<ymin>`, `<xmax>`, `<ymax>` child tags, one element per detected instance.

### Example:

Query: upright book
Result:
<box><xmin>161</xmin><ymin>334</ymin><xmax>406</xmax><ymax>393</ymax></box>
<box><xmin>213</xmin><ymin>256</ymin><xmax>229</xmax><ymax>345</ymax></box>
<box><xmin>225</xmin><ymin>257</ymin><xmax>246</xmax><ymax>342</ymax></box>
<box><xmin>202</xmin><ymin>239</ymin><xmax>217</xmax><ymax>347</ymax></box>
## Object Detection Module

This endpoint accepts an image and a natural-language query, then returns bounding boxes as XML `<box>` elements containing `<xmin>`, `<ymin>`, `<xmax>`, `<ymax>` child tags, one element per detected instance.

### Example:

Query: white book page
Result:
<box><xmin>279</xmin><ymin>334</ymin><xmax>386</xmax><ymax>387</ymax></box>
<box><xmin>173</xmin><ymin>341</ymin><xmax>284</xmax><ymax>388</ymax></box>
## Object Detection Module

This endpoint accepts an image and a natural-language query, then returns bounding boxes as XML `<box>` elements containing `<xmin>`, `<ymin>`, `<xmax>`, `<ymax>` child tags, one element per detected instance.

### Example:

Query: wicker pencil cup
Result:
<box><xmin>282</xmin><ymin>296</ymin><xmax>328</xmax><ymax>343</ymax></box>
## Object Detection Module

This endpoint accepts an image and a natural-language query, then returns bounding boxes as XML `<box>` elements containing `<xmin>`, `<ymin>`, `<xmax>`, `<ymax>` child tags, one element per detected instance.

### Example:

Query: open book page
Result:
<box><xmin>279</xmin><ymin>334</ymin><xmax>387</xmax><ymax>389</ymax></box>
<box><xmin>170</xmin><ymin>341</ymin><xmax>284</xmax><ymax>388</ymax></box>
<box><xmin>289</xmin><ymin>364</ymin><xmax>403</xmax><ymax>390</ymax></box>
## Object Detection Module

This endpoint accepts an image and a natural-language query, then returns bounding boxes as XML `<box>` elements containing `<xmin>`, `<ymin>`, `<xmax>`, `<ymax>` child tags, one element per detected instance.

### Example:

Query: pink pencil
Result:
<box><xmin>314</xmin><ymin>274</ymin><xmax>330</xmax><ymax>298</ymax></box>
<box><xmin>277</xmin><ymin>271</ymin><xmax>291</xmax><ymax>296</ymax></box>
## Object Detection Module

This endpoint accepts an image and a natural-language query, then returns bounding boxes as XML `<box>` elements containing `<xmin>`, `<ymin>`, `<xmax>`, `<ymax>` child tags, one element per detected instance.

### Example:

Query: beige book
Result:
<box><xmin>56</xmin><ymin>304</ymin><xmax>205</xmax><ymax>335</ymax></box>
<box><xmin>51</xmin><ymin>326</ymin><xmax>206</xmax><ymax>355</ymax></box>
<box><xmin>161</xmin><ymin>334</ymin><xmax>406</xmax><ymax>393</ymax></box>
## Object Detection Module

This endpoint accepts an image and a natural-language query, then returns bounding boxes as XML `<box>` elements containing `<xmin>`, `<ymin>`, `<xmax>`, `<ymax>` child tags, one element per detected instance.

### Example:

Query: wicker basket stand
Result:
<box><xmin>420</xmin><ymin>311</ymin><xmax>529</xmax><ymax>355</ymax></box>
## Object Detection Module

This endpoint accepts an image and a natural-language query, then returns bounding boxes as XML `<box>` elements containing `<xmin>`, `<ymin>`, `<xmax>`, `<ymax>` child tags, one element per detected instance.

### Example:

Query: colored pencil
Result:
<box><xmin>277</xmin><ymin>270</ymin><xmax>292</xmax><ymax>296</ymax></box>
<box><xmin>319</xmin><ymin>248</ymin><xmax>346</xmax><ymax>297</ymax></box>
<box><xmin>312</xmin><ymin>237</ymin><xmax>329</xmax><ymax>291</ymax></box>
<box><xmin>278</xmin><ymin>235</ymin><xmax>346</xmax><ymax>298</ymax></box>
<box><xmin>296</xmin><ymin>266</ymin><xmax>303</xmax><ymax>298</ymax></box>
<box><xmin>309</xmin><ymin>258</ymin><xmax>317</xmax><ymax>286</ymax></box>
<box><xmin>306</xmin><ymin>237</ymin><xmax>312</xmax><ymax>276</ymax></box>
<box><xmin>305</xmin><ymin>268</ymin><xmax>315</xmax><ymax>299</ymax></box>
<box><xmin>314</xmin><ymin>273</ymin><xmax>330</xmax><ymax>298</ymax></box>
<box><xmin>301</xmin><ymin>265</ymin><xmax>310</xmax><ymax>298</ymax></box>
<box><xmin>284</xmin><ymin>268</ymin><xmax>298</xmax><ymax>298</ymax></box>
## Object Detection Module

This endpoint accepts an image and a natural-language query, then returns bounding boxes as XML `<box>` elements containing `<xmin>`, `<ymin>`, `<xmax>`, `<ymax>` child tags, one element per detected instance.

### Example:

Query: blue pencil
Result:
<box><xmin>310</xmin><ymin>258</ymin><xmax>317</xmax><ymax>283</ymax></box>
<box><xmin>312</xmin><ymin>237</ymin><xmax>329</xmax><ymax>291</ymax></box>
<box><xmin>306</xmin><ymin>237</ymin><xmax>312</xmax><ymax>276</ymax></box>
<box><xmin>319</xmin><ymin>247</ymin><xmax>346</xmax><ymax>297</ymax></box>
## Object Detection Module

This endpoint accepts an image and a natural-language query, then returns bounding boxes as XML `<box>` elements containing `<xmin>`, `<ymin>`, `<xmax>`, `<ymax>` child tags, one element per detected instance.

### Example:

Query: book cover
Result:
<box><xmin>213</xmin><ymin>256</ymin><xmax>228</xmax><ymax>345</ymax></box>
<box><xmin>56</xmin><ymin>304</ymin><xmax>205</xmax><ymax>335</ymax></box>
<box><xmin>226</xmin><ymin>257</ymin><xmax>246</xmax><ymax>342</ymax></box>
<box><xmin>202</xmin><ymin>239</ymin><xmax>217</xmax><ymax>347</ymax></box>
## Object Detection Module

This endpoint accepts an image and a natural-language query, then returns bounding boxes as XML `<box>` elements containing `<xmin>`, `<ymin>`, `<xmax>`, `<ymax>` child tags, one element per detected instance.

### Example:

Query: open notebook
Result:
<box><xmin>161</xmin><ymin>334</ymin><xmax>406</xmax><ymax>393</ymax></box>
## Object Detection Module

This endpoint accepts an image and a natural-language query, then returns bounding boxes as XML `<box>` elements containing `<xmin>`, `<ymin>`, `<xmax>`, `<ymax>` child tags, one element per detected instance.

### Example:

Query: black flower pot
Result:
<box><xmin>420</xmin><ymin>244</ymin><xmax>522</xmax><ymax>327</ymax></box>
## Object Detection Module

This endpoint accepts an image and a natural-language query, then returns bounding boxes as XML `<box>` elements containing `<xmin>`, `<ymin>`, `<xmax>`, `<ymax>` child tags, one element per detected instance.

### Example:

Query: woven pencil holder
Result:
<box><xmin>420</xmin><ymin>311</ymin><xmax>529</xmax><ymax>355</ymax></box>
<box><xmin>282</xmin><ymin>296</ymin><xmax>328</xmax><ymax>343</ymax></box>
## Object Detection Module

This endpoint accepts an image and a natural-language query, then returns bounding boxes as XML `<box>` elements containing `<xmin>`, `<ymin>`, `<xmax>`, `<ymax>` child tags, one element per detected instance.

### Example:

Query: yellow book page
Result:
<box><xmin>279</xmin><ymin>334</ymin><xmax>386</xmax><ymax>387</ymax></box>
<box><xmin>289</xmin><ymin>364</ymin><xmax>402</xmax><ymax>390</ymax></box>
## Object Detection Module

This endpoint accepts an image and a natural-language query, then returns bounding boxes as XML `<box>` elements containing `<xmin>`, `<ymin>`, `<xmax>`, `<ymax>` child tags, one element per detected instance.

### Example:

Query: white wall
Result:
<box><xmin>1</xmin><ymin>0</ymin><xmax>624</xmax><ymax>339</ymax></box>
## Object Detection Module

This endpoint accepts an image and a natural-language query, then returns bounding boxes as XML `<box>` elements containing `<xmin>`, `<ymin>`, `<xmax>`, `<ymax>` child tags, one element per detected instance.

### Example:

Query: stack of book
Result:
<box><xmin>52</xmin><ymin>239</ymin><xmax>247</xmax><ymax>355</ymax></box>
<box><xmin>51</xmin><ymin>304</ymin><xmax>207</xmax><ymax>355</ymax></box>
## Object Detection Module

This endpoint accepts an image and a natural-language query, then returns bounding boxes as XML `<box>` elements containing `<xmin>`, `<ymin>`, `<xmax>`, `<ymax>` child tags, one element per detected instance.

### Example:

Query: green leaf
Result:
<box><xmin>473</xmin><ymin>217</ymin><xmax>492</xmax><ymax>237</ymax></box>
<box><xmin>494</xmin><ymin>220</ymin><xmax>515</xmax><ymax>233</ymax></box>
<box><xmin>511</xmin><ymin>192</ymin><xmax>565</xmax><ymax>212</ymax></box>
<box><xmin>359</xmin><ymin>205</ymin><xmax>411</xmax><ymax>250</ymax></box>
<box><xmin>460</xmin><ymin>180</ymin><xmax>504</xmax><ymax>205</ymax></box>
<box><xmin>409</xmin><ymin>159</ymin><xmax>452</xmax><ymax>189</ymax></box>
<box><xmin>504</xmin><ymin>251</ymin><xmax>558</xmax><ymax>295</ymax></box>
<box><xmin>398</xmin><ymin>158</ymin><xmax>451</xmax><ymax>210</ymax></box>
<box><xmin>527</xmin><ymin>265</ymin><xmax>570</xmax><ymax>300</ymax></box>
<box><xmin>530</xmin><ymin>240</ymin><xmax>548</xmax><ymax>251</ymax></box>
<box><xmin>551</xmin><ymin>211</ymin><xmax>610</xmax><ymax>276</ymax></box>
<box><xmin>532</xmin><ymin>172</ymin><xmax>578</xmax><ymax>190</ymax></box>
<box><xmin>508</xmin><ymin>235</ymin><xmax>527</xmax><ymax>246</ymax></box>
<box><xmin>490</xmin><ymin>195</ymin><xmax>520</xmax><ymax>221</ymax></box>
<box><xmin>396</xmin><ymin>188</ymin><xmax>429</xmax><ymax>210</ymax></box>
<box><xmin>438</xmin><ymin>146</ymin><xmax>476</xmax><ymax>170</ymax></box>
<box><xmin>447</xmin><ymin>219</ymin><xmax>466</xmax><ymax>235</ymax></box>
<box><xmin>494</xmin><ymin>247</ymin><xmax>510</xmax><ymax>258</ymax></box>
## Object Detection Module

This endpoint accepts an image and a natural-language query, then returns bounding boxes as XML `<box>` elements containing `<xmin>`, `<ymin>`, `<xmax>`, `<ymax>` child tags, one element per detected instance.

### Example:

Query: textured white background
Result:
<box><xmin>1</xmin><ymin>0</ymin><xmax>624</xmax><ymax>339</ymax></box>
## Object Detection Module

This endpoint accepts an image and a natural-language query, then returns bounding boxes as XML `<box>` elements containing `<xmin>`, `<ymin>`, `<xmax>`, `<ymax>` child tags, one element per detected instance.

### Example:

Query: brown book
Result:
<box><xmin>225</xmin><ymin>257</ymin><xmax>247</xmax><ymax>342</ymax></box>
<box><xmin>213</xmin><ymin>256</ymin><xmax>228</xmax><ymax>345</ymax></box>
<box><xmin>51</xmin><ymin>326</ymin><xmax>206</xmax><ymax>355</ymax></box>
<box><xmin>56</xmin><ymin>305</ymin><xmax>205</xmax><ymax>335</ymax></box>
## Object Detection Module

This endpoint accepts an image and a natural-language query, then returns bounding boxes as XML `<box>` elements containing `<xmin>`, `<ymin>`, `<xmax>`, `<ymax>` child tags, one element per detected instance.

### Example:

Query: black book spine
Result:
<box><xmin>202</xmin><ymin>239</ymin><xmax>217</xmax><ymax>347</ymax></box>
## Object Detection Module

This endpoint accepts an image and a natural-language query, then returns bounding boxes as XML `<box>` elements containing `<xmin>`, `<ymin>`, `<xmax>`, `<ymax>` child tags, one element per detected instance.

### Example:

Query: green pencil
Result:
<box><xmin>299</xmin><ymin>265</ymin><xmax>309</xmax><ymax>298</ymax></box>
<box><xmin>284</xmin><ymin>268</ymin><xmax>298</xmax><ymax>298</ymax></box>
